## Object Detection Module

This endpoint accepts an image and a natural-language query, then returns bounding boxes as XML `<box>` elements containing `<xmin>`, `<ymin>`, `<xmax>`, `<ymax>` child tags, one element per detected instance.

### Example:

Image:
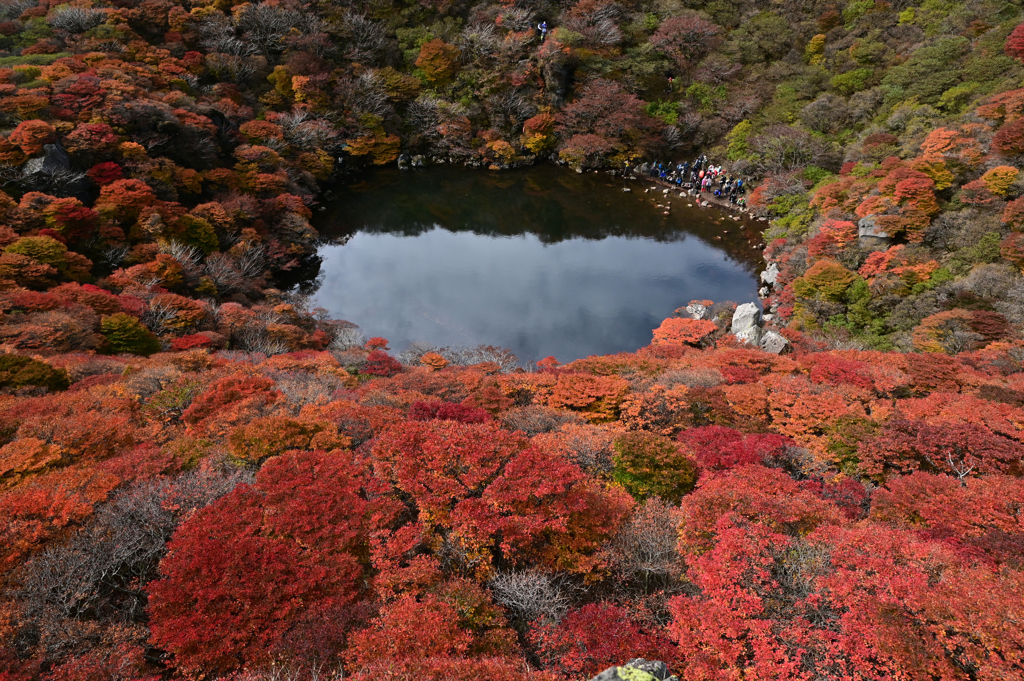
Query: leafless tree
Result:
<box><xmin>231</xmin><ymin>663</ymin><xmax>345</xmax><ymax>681</ymax></box>
<box><xmin>497</xmin><ymin>7</ymin><xmax>534</xmax><ymax>32</ymax></box>
<box><xmin>0</xmin><ymin>0</ymin><xmax>35</xmax><ymax>20</ymax></box>
<box><xmin>749</xmin><ymin>125</ymin><xmax>832</xmax><ymax>175</ymax></box>
<box><xmin>487</xmin><ymin>88</ymin><xmax>536</xmax><ymax>136</ymax></box>
<box><xmin>204</xmin><ymin>53</ymin><xmax>263</xmax><ymax>84</ymax></box>
<box><xmin>490</xmin><ymin>570</ymin><xmax>572</xmax><ymax>625</ymax></box>
<box><xmin>407</xmin><ymin>94</ymin><xmax>442</xmax><ymax>139</ymax></box>
<box><xmin>24</xmin><ymin>167</ymin><xmax>88</xmax><ymax>197</ymax></box>
<box><xmin>334</xmin><ymin>71</ymin><xmax>393</xmax><ymax>121</ymax></box>
<box><xmin>18</xmin><ymin>469</ymin><xmax>252</xmax><ymax>656</ymax></box>
<box><xmin>48</xmin><ymin>6</ymin><xmax>106</xmax><ymax>33</ymax></box>
<box><xmin>456</xmin><ymin>22</ymin><xmax>501</xmax><ymax>62</ymax></box>
<box><xmin>564</xmin><ymin>2</ymin><xmax>623</xmax><ymax>47</ymax></box>
<box><xmin>237</xmin><ymin>3</ymin><xmax>305</xmax><ymax>57</ymax></box>
<box><xmin>235</xmin><ymin>325</ymin><xmax>290</xmax><ymax>356</ymax></box>
<box><xmin>236</xmin><ymin>242</ymin><xmax>268</xmax><ymax>278</ymax></box>
<box><xmin>279</xmin><ymin>113</ymin><xmax>342</xmax><ymax>153</ymax></box>
<box><xmin>338</xmin><ymin>12</ymin><xmax>390</xmax><ymax>64</ymax></box>
<box><xmin>161</xmin><ymin>241</ymin><xmax>205</xmax><ymax>277</ymax></box>
<box><xmin>499</xmin><ymin>405</ymin><xmax>583</xmax><ymax>437</ymax></box>
<box><xmin>607</xmin><ymin>498</ymin><xmax>681</xmax><ymax>590</ymax></box>
<box><xmin>203</xmin><ymin>252</ymin><xmax>245</xmax><ymax>295</ymax></box>
<box><xmin>101</xmin><ymin>245</ymin><xmax>131</xmax><ymax>269</ymax></box>
<box><xmin>198</xmin><ymin>13</ymin><xmax>257</xmax><ymax>57</ymax></box>
<box><xmin>435</xmin><ymin>344</ymin><xmax>520</xmax><ymax>372</ymax></box>
<box><xmin>272</xmin><ymin>371</ymin><xmax>349</xmax><ymax>409</ymax></box>
<box><xmin>329</xmin><ymin>325</ymin><xmax>365</xmax><ymax>351</ymax></box>
<box><xmin>801</xmin><ymin>94</ymin><xmax>852</xmax><ymax>135</ymax></box>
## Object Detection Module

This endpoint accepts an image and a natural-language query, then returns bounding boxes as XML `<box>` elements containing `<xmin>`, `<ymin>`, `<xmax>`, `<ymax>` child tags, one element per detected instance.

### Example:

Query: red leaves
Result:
<box><xmin>858</xmin><ymin>418</ymin><xmax>1024</xmax><ymax>481</ymax></box>
<box><xmin>148</xmin><ymin>449</ymin><xmax>399</xmax><ymax>674</ymax></box>
<box><xmin>678</xmin><ymin>465</ymin><xmax>844</xmax><ymax>554</ymax></box>
<box><xmin>182</xmin><ymin>373</ymin><xmax>278</xmax><ymax>430</ymax></box>
<box><xmin>1006</xmin><ymin>23</ymin><xmax>1024</xmax><ymax>62</ymax></box>
<box><xmin>371</xmin><ymin>420</ymin><xmax>629</xmax><ymax>572</ymax></box>
<box><xmin>992</xmin><ymin>117</ymin><xmax>1024</xmax><ymax>156</ymax></box>
<box><xmin>530</xmin><ymin>603</ymin><xmax>678</xmax><ymax>678</ymax></box>
<box><xmin>409</xmin><ymin>400</ymin><xmax>490</xmax><ymax>423</ymax></box>
<box><xmin>677</xmin><ymin>426</ymin><xmax>792</xmax><ymax>473</ymax></box>
<box><xmin>362</xmin><ymin>349</ymin><xmax>402</xmax><ymax>377</ymax></box>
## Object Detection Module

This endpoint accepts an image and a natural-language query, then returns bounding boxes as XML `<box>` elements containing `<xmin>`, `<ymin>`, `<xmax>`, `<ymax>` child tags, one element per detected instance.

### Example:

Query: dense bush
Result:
<box><xmin>0</xmin><ymin>354</ymin><xmax>69</xmax><ymax>392</ymax></box>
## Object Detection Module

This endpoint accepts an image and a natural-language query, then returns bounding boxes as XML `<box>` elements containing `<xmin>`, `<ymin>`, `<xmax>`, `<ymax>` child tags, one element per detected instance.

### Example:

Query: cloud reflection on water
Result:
<box><xmin>314</xmin><ymin>226</ymin><xmax>759</xmax><ymax>363</ymax></box>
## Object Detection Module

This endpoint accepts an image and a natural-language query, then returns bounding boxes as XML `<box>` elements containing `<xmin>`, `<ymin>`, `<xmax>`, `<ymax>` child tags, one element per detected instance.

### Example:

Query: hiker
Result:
<box><xmin>538</xmin><ymin>21</ymin><xmax>548</xmax><ymax>39</ymax></box>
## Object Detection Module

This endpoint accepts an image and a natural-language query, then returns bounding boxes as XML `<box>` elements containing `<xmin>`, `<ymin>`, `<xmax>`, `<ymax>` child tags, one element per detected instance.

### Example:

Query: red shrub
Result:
<box><xmin>363</xmin><ymin>350</ymin><xmax>402</xmax><ymax>377</ymax></box>
<box><xmin>529</xmin><ymin>603</ymin><xmax>678</xmax><ymax>677</ymax></box>
<box><xmin>409</xmin><ymin>400</ymin><xmax>490</xmax><ymax>423</ymax></box>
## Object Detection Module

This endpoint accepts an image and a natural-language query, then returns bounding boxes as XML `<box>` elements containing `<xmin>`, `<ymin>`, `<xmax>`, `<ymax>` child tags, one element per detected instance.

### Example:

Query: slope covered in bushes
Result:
<box><xmin>0</xmin><ymin>330</ymin><xmax>1022</xmax><ymax>679</ymax></box>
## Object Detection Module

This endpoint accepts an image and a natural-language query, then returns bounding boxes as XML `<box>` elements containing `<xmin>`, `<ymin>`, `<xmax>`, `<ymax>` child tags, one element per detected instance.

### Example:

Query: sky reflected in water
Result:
<box><xmin>312</xmin><ymin>167</ymin><xmax>762</xmax><ymax>363</ymax></box>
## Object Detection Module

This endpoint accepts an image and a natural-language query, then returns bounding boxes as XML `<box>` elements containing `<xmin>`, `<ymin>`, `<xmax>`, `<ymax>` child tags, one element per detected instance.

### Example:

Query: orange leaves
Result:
<box><xmin>618</xmin><ymin>383</ymin><xmax>690</xmax><ymax>436</ymax></box>
<box><xmin>546</xmin><ymin>372</ymin><xmax>630</xmax><ymax>422</ymax></box>
<box><xmin>0</xmin><ymin>467</ymin><xmax>119</xmax><ymax>573</ymax></box>
<box><xmin>817</xmin><ymin>218</ymin><xmax>858</xmax><ymax>246</ymax></box>
<box><xmin>792</xmin><ymin>259</ymin><xmax>856</xmax><ymax>302</ymax></box>
<box><xmin>415</xmin><ymin>39</ymin><xmax>462</xmax><ymax>84</ymax></box>
<box><xmin>420</xmin><ymin>351</ymin><xmax>449</xmax><ymax>370</ymax></box>
<box><xmin>651</xmin><ymin>317</ymin><xmax>718</xmax><ymax>347</ymax></box>
<box><xmin>918</xmin><ymin>125</ymin><xmax>985</xmax><ymax>169</ymax></box>
<box><xmin>857</xmin><ymin>244</ymin><xmax>939</xmax><ymax>288</ymax></box>
<box><xmin>764</xmin><ymin>374</ymin><xmax>868</xmax><ymax>453</ymax></box>
<box><xmin>8</xmin><ymin>120</ymin><xmax>56</xmax><ymax>155</ymax></box>
<box><xmin>0</xmin><ymin>438</ymin><xmax>62</xmax><ymax>489</ymax></box>
<box><xmin>227</xmin><ymin>416</ymin><xmax>350</xmax><ymax>465</ymax></box>
<box><xmin>182</xmin><ymin>372</ymin><xmax>278</xmax><ymax>433</ymax></box>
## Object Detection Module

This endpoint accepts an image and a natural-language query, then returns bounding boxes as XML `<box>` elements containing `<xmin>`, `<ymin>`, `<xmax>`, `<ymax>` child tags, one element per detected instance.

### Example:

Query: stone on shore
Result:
<box><xmin>760</xmin><ymin>329</ymin><xmax>789</xmax><ymax>354</ymax></box>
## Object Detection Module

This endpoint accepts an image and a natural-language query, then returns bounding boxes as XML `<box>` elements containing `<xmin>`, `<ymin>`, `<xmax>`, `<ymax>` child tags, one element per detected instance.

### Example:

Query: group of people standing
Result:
<box><xmin>648</xmin><ymin>155</ymin><xmax>747</xmax><ymax>205</ymax></box>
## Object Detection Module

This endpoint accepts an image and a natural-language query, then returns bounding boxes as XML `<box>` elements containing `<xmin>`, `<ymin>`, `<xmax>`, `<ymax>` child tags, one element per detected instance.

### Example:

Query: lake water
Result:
<box><xmin>311</xmin><ymin>166</ymin><xmax>762</xmax><ymax>363</ymax></box>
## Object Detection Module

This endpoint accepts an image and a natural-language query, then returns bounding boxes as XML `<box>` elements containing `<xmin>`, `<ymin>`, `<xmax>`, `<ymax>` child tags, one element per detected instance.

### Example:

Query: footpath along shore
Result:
<box><xmin>623</xmin><ymin>170</ymin><xmax>769</xmax><ymax>250</ymax></box>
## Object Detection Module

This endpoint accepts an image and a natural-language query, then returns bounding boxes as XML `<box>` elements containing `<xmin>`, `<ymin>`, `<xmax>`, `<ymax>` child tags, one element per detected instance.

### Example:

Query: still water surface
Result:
<box><xmin>312</xmin><ymin>167</ymin><xmax>762</xmax><ymax>363</ymax></box>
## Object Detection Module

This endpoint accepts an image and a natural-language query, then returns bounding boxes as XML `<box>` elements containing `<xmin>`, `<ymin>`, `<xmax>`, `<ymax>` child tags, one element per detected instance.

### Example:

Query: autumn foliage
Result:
<box><xmin>1</xmin><ymin>0</ymin><xmax>1024</xmax><ymax>678</ymax></box>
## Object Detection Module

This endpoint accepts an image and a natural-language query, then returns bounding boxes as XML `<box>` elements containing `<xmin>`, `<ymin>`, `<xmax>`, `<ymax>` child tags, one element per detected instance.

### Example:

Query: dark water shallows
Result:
<box><xmin>312</xmin><ymin>167</ymin><xmax>761</xmax><ymax>363</ymax></box>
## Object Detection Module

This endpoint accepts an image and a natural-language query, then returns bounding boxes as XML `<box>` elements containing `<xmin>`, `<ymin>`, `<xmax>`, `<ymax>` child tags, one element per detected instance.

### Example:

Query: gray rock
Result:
<box><xmin>588</xmin><ymin>659</ymin><xmax>678</xmax><ymax>681</ymax></box>
<box><xmin>20</xmin><ymin>156</ymin><xmax>45</xmax><ymax>177</ymax></box>
<box><xmin>735</xmin><ymin>325</ymin><xmax>763</xmax><ymax>345</ymax></box>
<box><xmin>760</xmin><ymin>262</ymin><xmax>779</xmax><ymax>285</ymax></box>
<box><xmin>625</xmin><ymin>658</ymin><xmax>675</xmax><ymax>680</ymax></box>
<box><xmin>760</xmin><ymin>330</ymin><xmax>789</xmax><ymax>354</ymax></box>
<box><xmin>731</xmin><ymin>302</ymin><xmax>761</xmax><ymax>335</ymax></box>
<box><xmin>686</xmin><ymin>302</ymin><xmax>709</xmax><ymax>320</ymax></box>
<box><xmin>759</xmin><ymin>286</ymin><xmax>769</xmax><ymax>298</ymax></box>
<box><xmin>857</xmin><ymin>215</ymin><xmax>890</xmax><ymax>240</ymax></box>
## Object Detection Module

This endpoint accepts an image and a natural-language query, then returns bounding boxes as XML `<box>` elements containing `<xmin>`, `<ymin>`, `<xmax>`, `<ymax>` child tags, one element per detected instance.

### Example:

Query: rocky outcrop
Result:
<box><xmin>589</xmin><ymin>658</ymin><xmax>677</xmax><ymax>681</ymax></box>
<box><xmin>857</xmin><ymin>215</ymin><xmax>892</xmax><ymax>246</ymax></box>
<box><xmin>685</xmin><ymin>301</ymin><xmax>710</xmax><ymax>320</ymax></box>
<box><xmin>731</xmin><ymin>302</ymin><xmax>762</xmax><ymax>345</ymax></box>
<box><xmin>730</xmin><ymin>301</ymin><xmax>790</xmax><ymax>354</ymax></box>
